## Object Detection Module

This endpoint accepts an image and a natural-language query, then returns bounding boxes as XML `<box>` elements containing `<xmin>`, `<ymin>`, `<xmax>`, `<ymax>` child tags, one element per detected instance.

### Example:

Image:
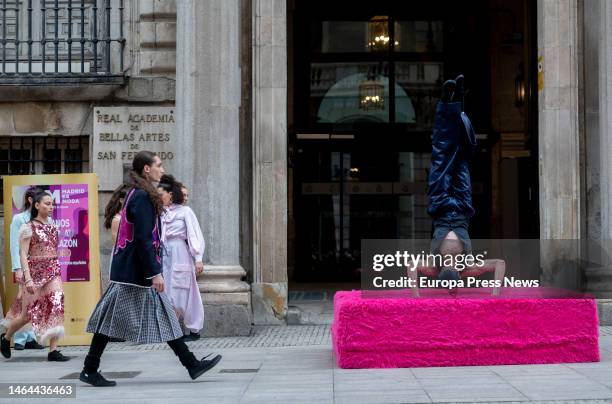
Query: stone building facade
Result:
<box><xmin>1</xmin><ymin>0</ymin><xmax>612</xmax><ymax>335</ymax></box>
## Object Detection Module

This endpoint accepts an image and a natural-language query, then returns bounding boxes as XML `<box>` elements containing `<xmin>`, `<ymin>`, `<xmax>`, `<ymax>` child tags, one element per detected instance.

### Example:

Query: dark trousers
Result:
<box><xmin>430</xmin><ymin>211</ymin><xmax>472</xmax><ymax>254</ymax></box>
<box><xmin>83</xmin><ymin>333</ymin><xmax>197</xmax><ymax>373</ymax></box>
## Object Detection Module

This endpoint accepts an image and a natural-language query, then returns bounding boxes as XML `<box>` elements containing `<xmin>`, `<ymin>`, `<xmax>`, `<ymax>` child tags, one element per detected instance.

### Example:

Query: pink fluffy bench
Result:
<box><xmin>332</xmin><ymin>289</ymin><xmax>600</xmax><ymax>368</ymax></box>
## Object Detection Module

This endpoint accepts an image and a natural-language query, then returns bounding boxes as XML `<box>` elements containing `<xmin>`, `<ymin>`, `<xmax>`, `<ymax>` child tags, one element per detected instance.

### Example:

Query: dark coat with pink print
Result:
<box><xmin>110</xmin><ymin>188</ymin><xmax>163</xmax><ymax>287</ymax></box>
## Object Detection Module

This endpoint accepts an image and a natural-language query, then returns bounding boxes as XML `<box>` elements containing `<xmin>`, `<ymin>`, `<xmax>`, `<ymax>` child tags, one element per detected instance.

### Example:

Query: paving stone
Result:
<box><xmin>1</xmin><ymin>326</ymin><xmax>612</xmax><ymax>403</ymax></box>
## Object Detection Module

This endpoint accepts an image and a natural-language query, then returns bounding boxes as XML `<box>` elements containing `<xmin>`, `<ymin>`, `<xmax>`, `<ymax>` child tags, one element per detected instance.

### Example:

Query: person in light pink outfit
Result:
<box><xmin>157</xmin><ymin>175</ymin><xmax>205</xmax><ymax>341</ymax></box>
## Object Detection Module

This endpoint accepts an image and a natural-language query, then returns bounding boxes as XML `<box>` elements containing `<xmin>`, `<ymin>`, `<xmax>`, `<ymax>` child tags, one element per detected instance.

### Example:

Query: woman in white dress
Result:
<box><xmin>157</xmin><ymin>175</ymin><xmax>205</xmax><ymax>341</ymax></box>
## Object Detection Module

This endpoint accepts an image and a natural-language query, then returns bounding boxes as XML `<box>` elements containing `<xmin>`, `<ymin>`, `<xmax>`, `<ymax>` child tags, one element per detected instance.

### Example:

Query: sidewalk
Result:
<box><xmin>1</xmin><ymin>326</ymin><xmax>612</xmax><ymax>403</ymax></box>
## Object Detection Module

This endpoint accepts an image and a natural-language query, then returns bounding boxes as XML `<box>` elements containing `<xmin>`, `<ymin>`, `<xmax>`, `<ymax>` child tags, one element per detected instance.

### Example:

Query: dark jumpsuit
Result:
<box><xmin>427</xmin><ymin>101</ymin><xmax>477</xmax><ymax>254</ymax></box>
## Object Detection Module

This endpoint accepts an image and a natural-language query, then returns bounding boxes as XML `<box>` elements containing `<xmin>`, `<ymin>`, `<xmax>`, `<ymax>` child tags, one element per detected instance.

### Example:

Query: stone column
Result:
<box><xmin>537</xmin><ymin>0</ymin><xmax>583</xmax><ymax>288</ymax></box>
<box><xmin>583</xmin><ymin>0</ymin><xmax>612</xmax><ymax>308</ymax></box>
<box><xmin>175</xmin><ymin>0</ymin><xmax>251</xmax><ymax>336</ymax></box>
<box><xmin>585</xmin><ymin>1</ymin><xmax>612</xmax><ymax>243</ymax></box>
<box><xmin>250</xmin><ymin>0</ymin><xmax>288</xmax><ymax>324</ymax></box>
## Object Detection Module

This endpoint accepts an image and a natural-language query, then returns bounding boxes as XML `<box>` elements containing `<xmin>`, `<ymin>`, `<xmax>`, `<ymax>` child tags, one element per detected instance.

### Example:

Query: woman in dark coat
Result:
<box><xmin>80</xmin><ymin>151</ymin><xmax>221</xmax><ymax>387</ymax></box>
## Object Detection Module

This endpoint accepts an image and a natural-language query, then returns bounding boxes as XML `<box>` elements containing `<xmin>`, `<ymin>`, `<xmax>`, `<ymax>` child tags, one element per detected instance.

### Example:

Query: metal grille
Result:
<box><xmin>0</xmin><ymin>0</ymin><xmax>124</xmax><ymax>77</ymax></box>
<box><xmin>0</xmin><ymin>136</ymin><xmax>89</xmax><ymax>201</ymax></box>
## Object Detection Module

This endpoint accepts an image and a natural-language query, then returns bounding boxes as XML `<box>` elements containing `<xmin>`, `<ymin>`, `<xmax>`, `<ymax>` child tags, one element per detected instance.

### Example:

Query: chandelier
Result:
<box><xmin>367</xmin><ymin>16</ymin><xmax>399</xmax><ymax>50</ymax></box>
<box><xmin>359</xmin><ymin>77</ymin><xmax>385</xmax><ymax>111</ymax></box>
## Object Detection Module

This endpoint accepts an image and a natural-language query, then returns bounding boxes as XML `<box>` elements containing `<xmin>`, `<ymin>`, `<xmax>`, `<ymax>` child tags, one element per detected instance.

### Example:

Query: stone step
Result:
<box><xmin>286</xmin><ymin>306</ymin><xmax>333</xmax><ymax>325</ymax></box>
<box><xmin>598</xmin><ymin>299</ymin><xmax>612</xmax><ymax>325</ymax></box>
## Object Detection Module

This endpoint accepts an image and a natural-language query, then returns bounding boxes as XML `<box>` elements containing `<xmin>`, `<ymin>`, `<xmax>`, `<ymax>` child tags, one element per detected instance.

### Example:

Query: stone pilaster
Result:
<box><xmin>537</xmin><ymin>0</ymin><xmax>583</xmax><ymax>288</ymax></box>
<box><xmin>175</xmin><ymin>0</ymin><xmax>251</xmax><ymax>336</ymax></box>
<box><xmin>134</xmin><ymin>0</ymin><xmax>177</xmax><ymax>76</ymax></box>
<box><xmin>251</xmin><ymin>0</ymin><xmax>288</xmax><ymax>324</ymax></box>
<box><xmin>583</xmin><ymin>0</ymin><xmax>612</xmax><ymax>303</ymax></box>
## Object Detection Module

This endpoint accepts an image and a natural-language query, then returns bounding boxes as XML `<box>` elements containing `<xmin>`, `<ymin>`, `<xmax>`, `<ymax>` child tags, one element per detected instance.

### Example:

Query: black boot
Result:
<box><xmin>79</xmin><ymin>334</ymin><xmax>115</xmax><ymax>387</ymax></box>
<box><xmin>79</xmin><ymin>370</ymin><xmax>117</xmax><ymax>387</ymax></box>
<box><xmin>24</xmin><ymin>340</ymin><xmax>45</xmax><ymax>350</ymax></box>
<box><xmin>48</xmin><ymin>350</ymin><xmax>70</xmax><ymax>362</ymax></box>
<box><xmin>453</xmin><ymin>74</ymin><xmax>465</xmax><ymax>108</ymax></box>
<box><xmin>186</xmin><ymin>354</ymin><xmax>222</xmax><ymax>380</ymax></box>
<box><xmin>168</xmin><ymin>338</ymin><xmax>222</xmax><ymax>380</ymax></box>
<box><xmin>181</xmin><ymin>332</ymin><xmax>201</xmax><ymax>342</ymax></box>
<box><xmin>441</xmin><ymin>79</ymin><xmax>456</xmax><ymax>103</ymax></box>
<box><xmin>80</xmin><ymin>354</ymin><xmax>116</xmax><ymax>387</ymax></box>
<box><xmin>0</xmin><ymin>334</ymin><xmax>11</xmax><ymax>359</ymax></box>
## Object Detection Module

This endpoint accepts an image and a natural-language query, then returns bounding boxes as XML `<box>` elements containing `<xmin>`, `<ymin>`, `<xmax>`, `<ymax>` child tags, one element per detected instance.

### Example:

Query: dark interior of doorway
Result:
<box><xmin>287</xmin><ymin>0</ymin><xmax>538</xmax><ymax>289</ymax></box>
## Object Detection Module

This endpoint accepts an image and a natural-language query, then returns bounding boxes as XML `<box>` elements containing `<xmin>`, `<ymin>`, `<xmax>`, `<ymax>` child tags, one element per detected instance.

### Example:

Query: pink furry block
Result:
<box><xmin>332</xmin><ymin>290</ymin><xmax>600</xmax><ymax>368</ymax></box>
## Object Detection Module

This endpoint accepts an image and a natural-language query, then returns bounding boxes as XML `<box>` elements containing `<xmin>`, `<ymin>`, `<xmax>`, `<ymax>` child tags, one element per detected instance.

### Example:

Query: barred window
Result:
<box><xmin>0</xmin><ymin>135</ymin><xmax>89</xmax><ymax>206</ymax></box>
<box><xmin>0</xmin><ymin>148</ymin><xmax>30</xmax><ymax>175</ymax></box>
<box><xmin>0</xmin><ymin>0</ymin><xmax>125</xmax><ymax>76</ymax></box>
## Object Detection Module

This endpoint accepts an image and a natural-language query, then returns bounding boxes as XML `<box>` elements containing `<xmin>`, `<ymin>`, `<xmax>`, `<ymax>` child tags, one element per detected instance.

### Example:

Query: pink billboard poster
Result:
<box><xmin>12</xmin><ymin>183</ymin><xmax>90</xmax><ymax>282</ymax></box>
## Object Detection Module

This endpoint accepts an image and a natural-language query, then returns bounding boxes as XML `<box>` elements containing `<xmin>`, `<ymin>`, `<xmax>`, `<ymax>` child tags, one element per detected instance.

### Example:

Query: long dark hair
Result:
<box><xmin>157</xmin><ymin>174</ymin><xmax>185</xmax><ymax>205</ymax></box>
<box><xmin>30</xmin><ymin>191</ymin><xmax>52</xmax><ymax>220</ymax></box>
<box><xmin>127</xmin><ymin>151</ymin><xmax>163</xmax><ymax>214</ymax></box>
<box><xmin>104</xmin><ymin>184</ymin><xmax>129</xmax><ymax>229</ymax></box>
<box><xmin>22</xmin><ymin>186</ymin><xmax>41</xmax><ymax>211</ymax></box>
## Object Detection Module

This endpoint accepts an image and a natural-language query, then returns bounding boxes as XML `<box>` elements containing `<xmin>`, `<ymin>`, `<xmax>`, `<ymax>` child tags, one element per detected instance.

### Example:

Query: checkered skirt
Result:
<box><xmin>86</xmin><ymin>283</ymin><xmax>183</xmax><ymax>344</ymax></box>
